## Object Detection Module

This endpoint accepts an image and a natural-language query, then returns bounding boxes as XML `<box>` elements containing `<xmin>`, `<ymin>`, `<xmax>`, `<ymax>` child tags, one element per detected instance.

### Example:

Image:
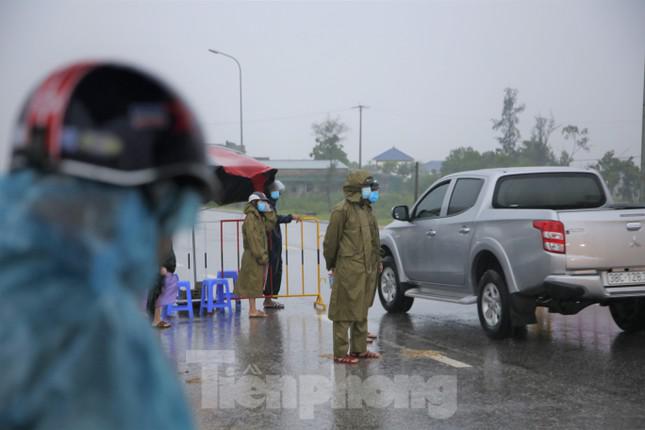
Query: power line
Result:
<box><xmin>573</xmin><ymin>155</ymin><xmax>641</xmax><ymax>162</ymax></box>
<box><xmin>203</xmin><ymin>105</ymin><xmax>641</xmax><ymax>127</ymax></box>
<box><xmin>203</xmin><ymin>108</ymin><xmax>352</xmax><ymax>126</ymax></box>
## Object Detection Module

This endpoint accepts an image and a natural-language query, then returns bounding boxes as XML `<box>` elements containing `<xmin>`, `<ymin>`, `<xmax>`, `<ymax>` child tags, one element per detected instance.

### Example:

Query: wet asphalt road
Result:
<box><xmin>157</xmin><ymin>296</ymin><xmax>645</xmax><ymax>430</ymax></box>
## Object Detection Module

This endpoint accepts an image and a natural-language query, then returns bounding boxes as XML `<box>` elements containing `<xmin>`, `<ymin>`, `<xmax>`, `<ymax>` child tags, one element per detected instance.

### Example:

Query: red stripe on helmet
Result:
<box><xmin>25</xmin><ymin>62</ymin><xmax>96</xmax><ymax>160</ymax></box>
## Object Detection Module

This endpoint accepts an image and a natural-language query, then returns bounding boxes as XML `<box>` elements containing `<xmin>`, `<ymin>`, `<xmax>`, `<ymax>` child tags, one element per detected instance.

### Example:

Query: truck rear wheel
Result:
<box><xmin>609</xmin><ymin>298</ymin><xmax>645</xmax><ymax>333</ymax></box>
<box><xmin>477</xmin><ymin>269</ymin><xmax>513</xmax><ymax>339</ymax></box>
<box><xmin>378</xmin><ymin>256</ymin><xmax>414</xmax><ymax>313</ymax></box>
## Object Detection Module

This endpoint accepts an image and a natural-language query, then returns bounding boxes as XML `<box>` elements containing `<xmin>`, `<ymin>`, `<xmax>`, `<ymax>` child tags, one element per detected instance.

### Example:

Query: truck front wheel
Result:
<box><xmin>477</xmin><ymin>269</ymin><xmax>513</xmax><ymax>339</ymax></box>
<box><xmin>609</xmin><ymin>298</ymin><xmax>645</xmax><ymax>333</ymax></box>
<box><xmin>378</xmin><ymin>256</ymin><xmax>414</xmax><ymax>313</ymax></box>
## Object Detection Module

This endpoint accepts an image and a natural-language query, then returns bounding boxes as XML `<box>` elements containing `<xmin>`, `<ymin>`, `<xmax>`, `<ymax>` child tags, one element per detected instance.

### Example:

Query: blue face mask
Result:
<box><xmin>361</xmin><ymin>187</ymin><xmax>371</xmax><ymax>200</ymax></box>
<box><xmin>270</xmin><ymin>191</ymin><xmax>280</xmax><ymax>200</ymax></box>
<box><xmin>368</xmin><ymin>190</ymin><xmax>379</xmax><ymax>203</ymax></box>
<box><xmin>257</xmin><ymin>201</ymin><xmax>267</xmax><ymax>213</ymax></box>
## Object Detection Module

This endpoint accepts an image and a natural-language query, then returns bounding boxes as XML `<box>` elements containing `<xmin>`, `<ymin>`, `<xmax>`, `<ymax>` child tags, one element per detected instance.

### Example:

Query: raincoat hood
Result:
<box><xmin>0</xmin><ymin>171</ymin><xmax>163</xmax><ymax>294</ymax></box>
<box><xmin>0</xmin><ymin>170</ymin><xmax>198</xmax><ymax>429</ymax></box>
<box><xmin>343</xmin><ymin>170</ymin><xmax>373</xmax><ymax>203</ymax></box>
<box><xmin>244</xmin><ymin>201</ymin><xmax>261</xmax><ymax>217</ymax></box>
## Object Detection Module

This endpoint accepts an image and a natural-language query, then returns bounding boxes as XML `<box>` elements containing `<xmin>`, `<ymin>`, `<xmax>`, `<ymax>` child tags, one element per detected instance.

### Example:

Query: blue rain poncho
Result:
<box><xmin>0</xmin><ymin>171</ymin><xmax>198</xmax><ymax>430</ymax></box>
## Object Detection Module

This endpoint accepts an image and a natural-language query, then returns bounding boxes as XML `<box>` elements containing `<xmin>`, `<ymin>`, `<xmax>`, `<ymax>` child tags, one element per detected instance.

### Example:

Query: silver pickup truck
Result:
<box><xmin>379</xmin><ymin>166</ymin><xmax>645</xmax><ymax>339</ymax></box>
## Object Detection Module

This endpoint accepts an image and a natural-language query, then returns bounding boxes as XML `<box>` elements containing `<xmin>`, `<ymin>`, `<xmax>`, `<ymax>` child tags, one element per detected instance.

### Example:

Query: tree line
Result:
<box><xmin>309</xmin><ymin>88</ymin><xmax>642</xmax><ymax>205</ymax></box>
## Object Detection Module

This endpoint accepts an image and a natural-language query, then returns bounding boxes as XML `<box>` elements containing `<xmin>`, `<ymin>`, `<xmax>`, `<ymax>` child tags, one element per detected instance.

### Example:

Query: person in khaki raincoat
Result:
<box><xmin>235</xmin><ymin>192</ymin><xmax>275</xmax><ymax>318</ymax></box>
<box><xmin>323</xmin><ymin>170</ymin><xmax>382</xmax><ymax>364</ymax></box>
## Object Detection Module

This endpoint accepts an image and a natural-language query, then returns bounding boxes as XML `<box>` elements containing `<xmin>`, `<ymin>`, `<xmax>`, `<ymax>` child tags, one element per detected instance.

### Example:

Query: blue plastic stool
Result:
<box><xmin>218</xmin><ymin>270</ymin><xmax>241</xmax><ymax>311</ymax></box>
<box><xmin>164</xmin><ymin>280</ymin><xmax>194</xmax><ymax>320</ymax></box>
<box><xmin>200</xmin><ymin>278</ymin><xmax>233</xmax><ymax>314</ymax></box>
<box><xmin>217</xmin><ymin>270</ymin><xmax>238</xmax><ymax>286</ymax></box>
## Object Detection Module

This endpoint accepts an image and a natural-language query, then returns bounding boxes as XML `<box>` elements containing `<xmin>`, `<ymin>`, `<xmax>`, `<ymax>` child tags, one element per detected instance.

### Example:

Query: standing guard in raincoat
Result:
<box><xmin>235</xmin><ymin>192</ymin><xmax>275</xmax><ymax>318</ymax></box>
<box><xmin>323</xmin><ymin>170</ymin><xmax>382</xmax><ymax>364</ymax></box>
<box><xmin>0</xmin><ymin>63</ymin><xmax>215</xmax><ymax>429</ymax></box>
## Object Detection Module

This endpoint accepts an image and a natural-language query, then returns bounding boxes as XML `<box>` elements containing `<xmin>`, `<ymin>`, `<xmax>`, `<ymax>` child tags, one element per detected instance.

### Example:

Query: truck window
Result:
<box><xmin>448</xmin><ymin>178</ymin><xmax>484</xmax><ymax>215</ymax></box>
<box><xmin>414</xmin><ymin>181</ymin><xmax>450</xmax><ymax>219</ymax></box>
<box><xmin>493</xmin><ymin>173</ymin><xmax>606</xmax><ymax>210</ymax></box>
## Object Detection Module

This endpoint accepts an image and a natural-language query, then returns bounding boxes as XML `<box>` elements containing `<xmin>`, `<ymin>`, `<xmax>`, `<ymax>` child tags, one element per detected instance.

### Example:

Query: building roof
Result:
<box><xmin>372</xmin><ymin>147</ymin><xmax>414</xmax><ymax>162</ymax></box>
<box><xmin>422</xmin><ymin>160</ymin><xmax>443</xmax><ymax>173</ymax></box>
<box><xmin>262</xmin><ymin>159</ymin><xmax>349</xmax><ymax>170</ymax></box>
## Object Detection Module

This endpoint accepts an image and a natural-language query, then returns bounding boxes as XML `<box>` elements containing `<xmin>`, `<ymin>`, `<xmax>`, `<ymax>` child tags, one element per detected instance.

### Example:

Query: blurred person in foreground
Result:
<box><xmin>235</xmin><ymin>191</ymin><xmax>275</xmax><ymax>318</ymax></box>
<box><xmin>0</xmin><ymin>62</ymin><xmax>215</xmax><ymax>429</ymax></box>
<box><xmin>323</xmin><ymin>171</ymin><xmax>382</xmax><ymax>365</ymax></box>
<box><xmin>263</xmin><ymin>179</ymin><xmax>301</xmax><ymax>309</ymax></box>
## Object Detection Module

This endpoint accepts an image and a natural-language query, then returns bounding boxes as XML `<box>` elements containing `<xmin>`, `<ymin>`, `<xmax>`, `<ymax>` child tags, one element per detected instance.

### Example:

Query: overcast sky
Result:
<box><xmin>1</xmin><ymin>0</ymin><xmax>643</xmax><ymax>171</ymax></box>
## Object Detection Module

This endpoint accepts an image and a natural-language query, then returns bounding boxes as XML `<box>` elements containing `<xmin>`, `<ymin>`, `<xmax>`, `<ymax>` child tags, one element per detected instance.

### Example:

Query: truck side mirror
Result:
<box><xmin>392</xmin><ymin>205</ymin><xmax>410</xmax><ymax>221</ymax></box>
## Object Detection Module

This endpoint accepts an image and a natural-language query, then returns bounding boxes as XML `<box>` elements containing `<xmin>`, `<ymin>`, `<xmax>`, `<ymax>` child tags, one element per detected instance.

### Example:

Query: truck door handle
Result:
<box><xmin>459</xmin><ymin>226</ymin><xmax>471</xmax><ymax>234</ymax></box>
<box><xmin>426</xmin><ymin>229</ymin><xmax>437</xmax><ymax>237</ymax></box>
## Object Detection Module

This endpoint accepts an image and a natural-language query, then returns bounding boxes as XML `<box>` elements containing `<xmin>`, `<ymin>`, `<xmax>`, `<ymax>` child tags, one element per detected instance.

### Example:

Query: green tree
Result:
<box><xmin>379</xmin><ymin>161</ymin><xmax>399</xmax><ymax>175</ymax></box>
<box><xmin>311</xmin><ymin>117</ymin><xmax>350</xmax><ymax>209</ymax></box>
<box><xmin>593</xmin><ymin>151</ymin><xmax>641</xmax><ymax>202</ymax></box>
<box><xmin>310</xmin><ymin>117</ymin><xmax>350</xmax><ymax>164</ymax></box>
<box><xmin>441</xmin><ymin>146</ymin><xmax>517</xmax><ymax>175</ymax></box>
<box><xmin>492</xmin><ymin>88</ymin><xmax>525</xmax><ymax>156</ymax></box>
<box><xmin>559</xmin><ymin>125</ymin><xmax>590</xmax><ymax>166</ymax></box>
<box><xmin>396</xmin><ymin>162</ymin><xmax>414</xmax><ymax>178</ymax></box>
<box><xmin>518</xmin><ymin>115</ymin><xmax>558</xmax><ymax>166</ymax></box>
<box><xmin>441</xmin><ymin>147</ymin><xmax>485</xmax><ymax>175</ymax></box>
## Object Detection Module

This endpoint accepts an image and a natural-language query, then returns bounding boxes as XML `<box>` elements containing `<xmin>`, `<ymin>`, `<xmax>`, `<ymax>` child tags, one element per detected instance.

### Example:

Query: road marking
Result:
<box><xmin>379</xmin><ymin>338</ymin><xmax>472</xmax><ymax>369</ymax></box>
<box><xmin>401</xmin><ymin>347</ymin><xmax>472</xmax><ymax>368</ymax></box>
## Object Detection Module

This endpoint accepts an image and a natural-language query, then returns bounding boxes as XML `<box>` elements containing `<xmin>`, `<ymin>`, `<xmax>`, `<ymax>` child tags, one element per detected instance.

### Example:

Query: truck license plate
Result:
<box><xmin>606</xmin><ymin>271</ymin><xmax>645</xmax><ymax>286</ymax></box>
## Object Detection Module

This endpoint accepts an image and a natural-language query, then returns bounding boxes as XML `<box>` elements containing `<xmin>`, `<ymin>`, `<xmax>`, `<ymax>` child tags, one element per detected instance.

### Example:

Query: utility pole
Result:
<box><xmin>640</xmin><ymin>60</ymin><xmax>645</xmax><ymax>201</ymax></box>
<box><xmin>414</xmin><ymin>161</ymin><xmax>420</xmax><ymax>201</ymax></box>
<box><xmin>352</xmin><ymin>104</ymin><xmax>369</xmax><ymax>168</ymax></box>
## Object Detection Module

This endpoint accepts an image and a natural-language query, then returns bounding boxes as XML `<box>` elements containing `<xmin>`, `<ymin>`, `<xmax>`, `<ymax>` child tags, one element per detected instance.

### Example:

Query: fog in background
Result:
<box><xmin>1</xmin><ymin>0</ymin><xmax>643</xmax><ymax>171</ymax></box>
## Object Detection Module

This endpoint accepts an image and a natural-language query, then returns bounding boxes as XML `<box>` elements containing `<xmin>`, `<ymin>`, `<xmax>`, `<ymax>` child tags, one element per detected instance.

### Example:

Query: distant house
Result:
<box><xmin>422</xmin><ymin>160</ymin><xmax>443</xmax><ymax>174</ymax></box>
<box><xmin>372</xmin><ymin>147</ymin><xmax>415</xmax><ymax>164</ymax></box>
<box><xmin>262</xmin><ymin>159</ymin><xmax>349</xmax><ymax>195</ymax></box>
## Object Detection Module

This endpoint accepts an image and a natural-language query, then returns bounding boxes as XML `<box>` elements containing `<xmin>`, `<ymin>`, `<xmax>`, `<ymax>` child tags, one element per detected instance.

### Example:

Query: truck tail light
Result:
<box><xmin>533</xmin><ymin>220</ymin><xmax>566</xmax><ymax>254</ymax></box>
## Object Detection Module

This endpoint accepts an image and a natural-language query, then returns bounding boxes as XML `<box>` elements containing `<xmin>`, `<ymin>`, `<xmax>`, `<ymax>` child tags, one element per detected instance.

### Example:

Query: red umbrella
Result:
<box><xmin>207</xmin><ymin>145</ymin><xmax>277</xmax><ymax>205</ymax></box>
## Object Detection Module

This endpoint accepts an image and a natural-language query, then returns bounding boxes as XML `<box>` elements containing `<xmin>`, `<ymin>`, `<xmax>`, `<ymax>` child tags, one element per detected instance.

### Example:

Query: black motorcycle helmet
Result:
<box><xmin>11</xmin><ymin>62</ymin><xmax>214</xmax><ymax>200</ymax></box>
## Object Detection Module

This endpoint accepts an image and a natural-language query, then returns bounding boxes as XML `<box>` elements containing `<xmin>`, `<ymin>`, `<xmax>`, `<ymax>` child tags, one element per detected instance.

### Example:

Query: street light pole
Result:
<box><xmin>208</xmin><ymin>49</ymin><xmax>244</xmax><ymax>153</ymax></box>
<box><xmin>639</xmin><ymin>63</ymin><xmax>645</xmax><ymax>202</ymax></box>
<box><xmin>352</xmin><ymin>104</ymin><xmax>369</xmax><ymax>168</ymax></box>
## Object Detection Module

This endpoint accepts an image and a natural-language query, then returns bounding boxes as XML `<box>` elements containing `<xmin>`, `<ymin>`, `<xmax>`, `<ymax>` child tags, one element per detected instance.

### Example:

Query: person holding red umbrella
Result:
<box><xmin>263</xmin><ymin>179</ymin><xmax>301</xmax><ymax>309</ymax></box>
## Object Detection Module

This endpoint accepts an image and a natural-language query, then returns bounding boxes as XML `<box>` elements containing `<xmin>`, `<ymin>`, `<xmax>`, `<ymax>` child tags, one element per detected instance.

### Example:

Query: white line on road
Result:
<box><xmin>401</xmin><ymin>347</ymin><xmax>472</xmax><ymax>368</ymax></box>
<box><xmin>380</xmin><ymin>339</ymin><xmax>472</xmax><ymax>369</ymax></box>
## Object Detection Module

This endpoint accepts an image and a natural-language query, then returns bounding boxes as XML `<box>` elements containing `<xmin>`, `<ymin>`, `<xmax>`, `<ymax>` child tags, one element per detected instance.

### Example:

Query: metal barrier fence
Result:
<box><xmin>281</xmin><ymin>216</ymin><xmax>326</xmax><ymax>310</ymax></box>
<box><xmin>216</xmin><ymin>216</ymin><xmax>326</xmax><ymax>311</ymax></box>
